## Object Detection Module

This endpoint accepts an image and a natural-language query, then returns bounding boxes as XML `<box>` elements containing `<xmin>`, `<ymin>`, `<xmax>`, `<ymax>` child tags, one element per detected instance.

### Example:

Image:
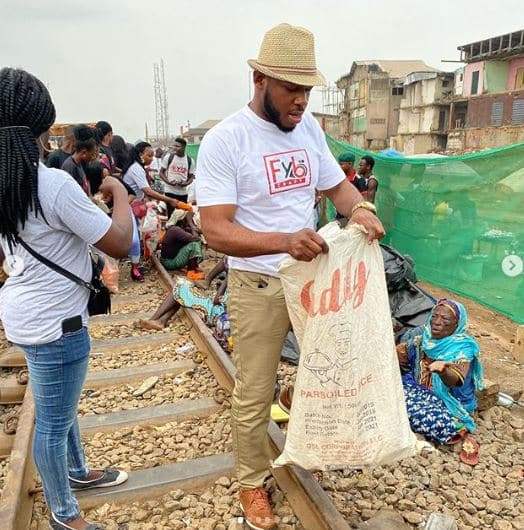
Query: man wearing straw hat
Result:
<box><xmin>196</xmin><ymin>23</ymin><xmax>384</xmax><ymax>529</ymax></box>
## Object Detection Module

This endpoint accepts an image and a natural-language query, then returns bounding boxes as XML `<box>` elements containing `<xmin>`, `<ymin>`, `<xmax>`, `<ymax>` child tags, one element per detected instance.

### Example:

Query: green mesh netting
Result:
<box><xmin>326</xmin><ymin>136</ymin><xmax>524</xmax><ymax>324</ymax></box>
<box><xmin>186</xmin><ymin>138</ymin><xmax>524</xmax><ymax>323</ymax></box>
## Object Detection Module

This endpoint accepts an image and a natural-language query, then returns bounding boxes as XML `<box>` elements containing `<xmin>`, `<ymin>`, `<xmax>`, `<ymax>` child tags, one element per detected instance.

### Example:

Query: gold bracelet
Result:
<box><xmin>351</xmin><ymin>201</ymin><xmax>377</xmax><ymax>217</ymax></box>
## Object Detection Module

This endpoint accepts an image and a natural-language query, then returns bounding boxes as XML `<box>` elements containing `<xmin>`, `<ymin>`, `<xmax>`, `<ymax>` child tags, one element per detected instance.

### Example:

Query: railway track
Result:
<box><xmin>0</xmin><ymin>257</ymin><xmax>351</xmax><ymax>530</ymax></box>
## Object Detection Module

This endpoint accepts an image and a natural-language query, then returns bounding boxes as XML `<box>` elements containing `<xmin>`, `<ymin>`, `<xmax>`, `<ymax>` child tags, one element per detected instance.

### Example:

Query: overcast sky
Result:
<box><xmin>1</xmin><ymin>0</ymin><xmax>521</xmax><ymax>141</ymax></box>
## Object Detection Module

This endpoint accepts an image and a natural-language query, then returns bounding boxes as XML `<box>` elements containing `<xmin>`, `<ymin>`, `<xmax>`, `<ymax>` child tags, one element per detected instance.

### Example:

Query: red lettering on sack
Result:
<box><xmin>300</xmin><ymin>258</ymin><xmax>369</xmax><ymax>317</ymax></box>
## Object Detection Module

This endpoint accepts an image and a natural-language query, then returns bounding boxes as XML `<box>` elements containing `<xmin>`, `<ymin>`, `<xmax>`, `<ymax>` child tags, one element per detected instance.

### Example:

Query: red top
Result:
<box><xmin>346</xmin><ymin>169</ymin><xmax>357</xmax><ymax>183</ymax></box>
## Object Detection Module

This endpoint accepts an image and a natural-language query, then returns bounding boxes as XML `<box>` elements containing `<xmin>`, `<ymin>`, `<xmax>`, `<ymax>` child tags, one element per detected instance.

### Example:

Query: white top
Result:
<box><xmin>195</xmin><ymin>106</ymin><xmax>345</xmax><ymax>276</ymax></box>
<box><xmin>123</xmin><ymin>161</ymin><xmax>149</xmax><ymax>201</ymax></box>
<box><xmin>161</xmin><ymin>154</ymin><xmax>194</xmax><ymax>195</ymax></box>
<box><xmin>0</xmin><ymin>164</ymin><xmax>112</xmax><ymax>345</ymax></box>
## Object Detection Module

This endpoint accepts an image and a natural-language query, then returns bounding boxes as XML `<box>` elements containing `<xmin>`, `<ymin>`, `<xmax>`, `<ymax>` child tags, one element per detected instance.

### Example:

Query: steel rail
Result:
<box><xmin>0</xmin><ymin>387</ymin><xmax>36</xmax><ymax>530</ymax></box>
<box><xmin>152</xmin><ymin>254</ymin><xmax>351</xmax><ymax>530</ymax></box>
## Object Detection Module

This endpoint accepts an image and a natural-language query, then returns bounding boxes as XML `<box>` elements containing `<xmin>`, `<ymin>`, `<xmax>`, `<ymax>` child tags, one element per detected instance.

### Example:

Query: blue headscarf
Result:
<box><xmin>420</xmin><ymin>299</ymin><xmax>483</xmax><ymax>432</ymax></box>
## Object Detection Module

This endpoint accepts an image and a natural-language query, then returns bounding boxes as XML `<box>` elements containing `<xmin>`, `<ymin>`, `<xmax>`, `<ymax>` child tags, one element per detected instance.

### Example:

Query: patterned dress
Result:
<box><xmin>397</xmin><ymin>336</ymin><xmax>470</xmax><ymax>444</ymax></box>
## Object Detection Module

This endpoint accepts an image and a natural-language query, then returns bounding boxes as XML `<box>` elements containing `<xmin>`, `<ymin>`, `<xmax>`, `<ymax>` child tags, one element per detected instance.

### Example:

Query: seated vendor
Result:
<box><xmin>136</xmin><ymin>277</ymin><xmax>228</xmax><ymax>332</ymax></box>
<box><xmin>396</xmin><ymin>298</ymin><xmax>483</xmax><ymax>465</ymax></box>
<box><xmin>160</xmin><ymin>209</ymin><xmax>204</xmax><ymax>277</ymax></box>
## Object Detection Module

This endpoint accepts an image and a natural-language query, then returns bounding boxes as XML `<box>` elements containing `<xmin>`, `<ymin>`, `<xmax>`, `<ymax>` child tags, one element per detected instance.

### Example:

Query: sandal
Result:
<box><xmin>187</xmin><ymin>270</ymin><xmax>205</xmax><ymax>281</ymax></box>
<box><xmin>131</xmin><ymin>266</ymin><xmax>144</xmax><ymax>282</ymax></box>
<box><xmin>460</xmin><ymin>435</ymin><xmax>480</xmax><ymax>466</ymax></box>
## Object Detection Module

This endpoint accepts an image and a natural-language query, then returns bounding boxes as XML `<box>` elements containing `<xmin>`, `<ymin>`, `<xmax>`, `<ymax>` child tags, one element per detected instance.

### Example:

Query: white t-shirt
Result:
<box><xmin>195</xmin><ymin>106</ymin><xmax>345</xmax><ymax>276</ymax></box>
<box><xmin>0</xmin><ymin>164</ymin><xmax>112</xmax><ymax>345</ymax></box>
<box><xmin>123</xmin><ymin>162</ymin><xmax>149</xmax><ymax>201</ymax></box>
<box><xmin>161</xmin><ymin>154</ymin><xmax>194</xmax><ymax>195</ymax></box>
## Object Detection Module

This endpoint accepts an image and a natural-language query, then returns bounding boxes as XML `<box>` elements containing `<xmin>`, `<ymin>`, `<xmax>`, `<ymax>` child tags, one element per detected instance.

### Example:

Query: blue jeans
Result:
<box><xmin>18</xmin><ymin>327</ymin><xmax>91</xmax><ymax>521</ymax></box>
<box><xmin>130</xmin><ymin>211</ymin><xmax>141</xmax><ymax>262</ymax></box>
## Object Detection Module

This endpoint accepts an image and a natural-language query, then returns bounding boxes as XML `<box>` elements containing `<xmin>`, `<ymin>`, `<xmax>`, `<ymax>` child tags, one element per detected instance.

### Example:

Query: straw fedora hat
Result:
<box><xmin>248</xmin><ymin>23</ymin><xmax>326</xmax><ymax>87</ymax></box>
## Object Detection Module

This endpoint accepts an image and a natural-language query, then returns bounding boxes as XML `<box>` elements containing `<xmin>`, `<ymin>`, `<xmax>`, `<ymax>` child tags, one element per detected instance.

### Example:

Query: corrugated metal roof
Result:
<box><xmin>192</xmin><ymin>119</ymin><xmax>221</xmax><ymax>130</ymax></box>
<box><xmin>404</xmin><ymin>71</ymin><xmax>439</xmax><ymax>85</ymax></box>
<box><xmin>352</xmin><ymin>60</ymin><xmax>441</xmax><ymax>78</ymax></box>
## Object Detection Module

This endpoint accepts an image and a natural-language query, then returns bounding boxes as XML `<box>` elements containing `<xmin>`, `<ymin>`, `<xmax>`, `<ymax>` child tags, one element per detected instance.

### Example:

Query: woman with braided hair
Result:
<box><xmin>0</xmin><ymin>68</ymin><xmax>133</xmax><ymax>530</ymax></box>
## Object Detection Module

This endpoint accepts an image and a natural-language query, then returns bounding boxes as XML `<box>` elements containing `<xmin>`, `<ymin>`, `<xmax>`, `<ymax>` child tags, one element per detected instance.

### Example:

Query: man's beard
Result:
<box><xmin>263</xmin><ymin>91</ymin><xmax>295</xmax><ymax>133</ymax></box>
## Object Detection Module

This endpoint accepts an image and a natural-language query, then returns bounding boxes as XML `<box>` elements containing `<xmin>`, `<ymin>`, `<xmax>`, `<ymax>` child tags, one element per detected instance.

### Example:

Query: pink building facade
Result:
<box><xmin>462</xmin><ymin>62</ymin><xmax>484</xmax><ymax>96</ymax></box>
<box><xmin>507</xmin><ymin>57</ymin><xmax>524</xmax><ymax>90</ymax></box>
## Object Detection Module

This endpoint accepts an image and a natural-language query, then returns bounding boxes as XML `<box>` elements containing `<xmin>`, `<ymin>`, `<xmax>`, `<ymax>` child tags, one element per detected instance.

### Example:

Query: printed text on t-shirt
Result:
<box><xmin>170</xmin><ymin>163</ymin><xmax>187</xmax><ymax>176</ymax></box>
<box><xmin>263</xmin><ymin>149</ymin><xmax>312</xmax><ymax>195</ymax></box>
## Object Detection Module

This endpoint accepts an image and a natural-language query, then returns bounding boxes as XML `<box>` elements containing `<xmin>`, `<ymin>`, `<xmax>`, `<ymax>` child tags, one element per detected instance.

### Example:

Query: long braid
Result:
<box><xmin>0</xmin><ymin>68</ymin><xmax>56</xmax><ymax>247</ymax></box>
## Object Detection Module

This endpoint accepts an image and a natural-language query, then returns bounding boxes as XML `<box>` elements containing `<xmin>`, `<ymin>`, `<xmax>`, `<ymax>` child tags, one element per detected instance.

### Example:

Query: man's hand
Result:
<box><xmin>285</xmin><ymin>228</ymin><xmax>329</xmax><ymax>261</ymax></box>
<box><xmin>350</xmin><ymin>208</ymin><xmax>385</xmax><ymax>243</ymax></box>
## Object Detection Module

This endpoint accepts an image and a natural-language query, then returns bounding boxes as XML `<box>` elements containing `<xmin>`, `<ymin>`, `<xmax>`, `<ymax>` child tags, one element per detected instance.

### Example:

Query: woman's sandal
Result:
<box><xmin>460</xmin><ymin>435</ymin><xmax>480</xmax><ymax>466</ymax></box>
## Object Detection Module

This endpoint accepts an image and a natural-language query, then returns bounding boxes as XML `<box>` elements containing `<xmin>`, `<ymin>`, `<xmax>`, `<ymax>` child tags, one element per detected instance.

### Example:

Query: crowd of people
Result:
<box><xmin>0</xmin><ymin>22</ymin><xmax>485</xmax><ymax>530</ymax></box>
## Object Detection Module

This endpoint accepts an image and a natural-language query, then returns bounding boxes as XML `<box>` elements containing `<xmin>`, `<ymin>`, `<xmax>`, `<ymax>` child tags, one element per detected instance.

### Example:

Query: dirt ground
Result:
<box><xmin>419</xmin><ymin>281</ymin><xmax>523</xmax><ymax>399</ymax></box>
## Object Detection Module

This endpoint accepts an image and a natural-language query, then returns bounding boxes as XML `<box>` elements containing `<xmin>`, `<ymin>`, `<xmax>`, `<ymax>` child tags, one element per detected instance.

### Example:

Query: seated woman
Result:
<box><xmin>160</xmin><ymin>210</ymin><xmax>204</xmax><ymax>277</ymax></box>
<box><xmin>136</xmin><ymin>277</ymin><xmax>227</xmax><ymax>331</ymax></box>
<box><xmin>396</xmin><ymin>298</ymin><xmax>483</xmax><ymax>465</ymax></box>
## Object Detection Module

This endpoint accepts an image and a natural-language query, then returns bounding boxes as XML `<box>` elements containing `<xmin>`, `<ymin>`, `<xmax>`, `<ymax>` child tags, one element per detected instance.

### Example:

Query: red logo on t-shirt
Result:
<box><xmin>263</xmin><ymin>149</ymin><xmax>312</xmax><ymax>195</ymax></box>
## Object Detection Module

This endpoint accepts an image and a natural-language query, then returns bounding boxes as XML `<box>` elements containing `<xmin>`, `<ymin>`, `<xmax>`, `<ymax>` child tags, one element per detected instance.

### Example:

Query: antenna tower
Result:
<box><xmin>153</xmin><ymin>59</ymin><xmax>170</xmax><ymax>142</ymax></box>
<box><xmin>160</xmin><ymin>59</ymin><xmax>170</xmax><ymax>139</ymax></box>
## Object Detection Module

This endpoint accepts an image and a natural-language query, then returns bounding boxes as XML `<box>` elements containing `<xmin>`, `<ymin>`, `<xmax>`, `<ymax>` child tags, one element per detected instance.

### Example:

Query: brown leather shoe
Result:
<box><xmin>278</xmin><ymin>385</ymin><xmax>294</xmax><ymax>415</ymax></box>
<box><xmin>239</xmin><ymin>488</ymin><xmax>275</xmax><ymax>530</ymax></box>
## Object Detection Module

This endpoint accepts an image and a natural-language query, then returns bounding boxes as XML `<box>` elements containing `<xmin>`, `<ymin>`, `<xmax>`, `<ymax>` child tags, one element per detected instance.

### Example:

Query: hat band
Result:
<box><xmin>256</xmin><ymin>62</ymin><xmax>318</xmax><ymax>74</ymax></box>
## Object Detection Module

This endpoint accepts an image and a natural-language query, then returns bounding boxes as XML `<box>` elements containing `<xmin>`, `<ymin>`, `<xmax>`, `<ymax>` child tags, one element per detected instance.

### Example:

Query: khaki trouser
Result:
<box><xmin>228</xmin><ymin>269</ymin><xmax>291</xmax><ymax>488</ymax></box>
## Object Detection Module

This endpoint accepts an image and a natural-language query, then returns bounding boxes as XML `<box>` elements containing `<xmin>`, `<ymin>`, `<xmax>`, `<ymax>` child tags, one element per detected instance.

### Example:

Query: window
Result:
<box><xmin>442</xmin><ymin>80</ymin><xmax>450</xmax><ymax>87</ymax></box>
<box><xmin>516</xmin><ymin>68</ymin><xmax>524</xmax><ymax>90</ymax></box>
<box><xmin>392</xmin><ymin>87</ymin><xmax>404</xmax><ymax>96</ymax></box>
<box><xmin>471</xmin><ymin>71</ymin><xmax>480</xmax><ymax>95</ymax></box>
<box><xmin>438</xmin><ymin>110</ymin><xmax>447</xmax><ymax>131</ymax></box>
<box><xmin>511</xmin><ymin>99</ymin><xmax>524</xmax><ymax>126</ymax></box>
<box><xmin>459</xmin><ymin>74</ymin><xmax>463</xmax><ymax>82</ymax></box>
<box><xmin>490</xmin><ymin>101</ymin><xmax>503</xmax><ymax>126</ymax></box>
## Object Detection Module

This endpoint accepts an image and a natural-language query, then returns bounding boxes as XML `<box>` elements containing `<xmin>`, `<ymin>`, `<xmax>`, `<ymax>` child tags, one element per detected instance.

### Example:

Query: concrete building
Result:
<box><xmin>183</xmin><ymin>119</ymin><xmax>221</xmax><ymax>144</ymax></box>
<box><xmin>312</xmin><ymin>112</ymin><xmax>340</xmax><ymax>137</ymax></box>
<box><xmin>395</xmin><ymin>71</ymin><xmax>454</xmax><ymax>154</ymax></box>
<box><xmin>337</xmin><ymin>60</ymin><xmax>440</xmax><ymax>150</ymax></box>
<box><xmin>448</xmin><ymin>29</ymin><xmax>524</xmax><ymax>151</ymax></box>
